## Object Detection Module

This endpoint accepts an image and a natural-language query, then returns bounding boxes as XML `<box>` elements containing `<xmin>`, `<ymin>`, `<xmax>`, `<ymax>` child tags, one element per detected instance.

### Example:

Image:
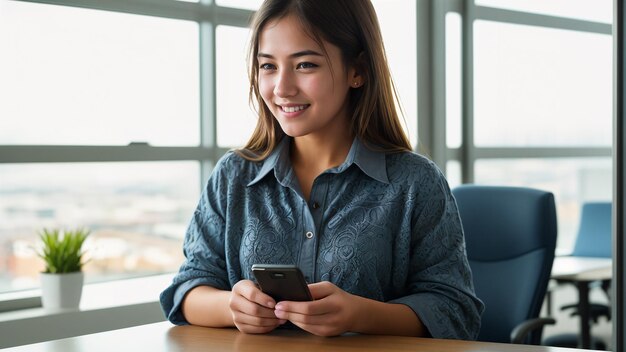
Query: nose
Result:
<box><xmin>273</xmin><ymin>70</ymin><xmax>297</xmax><ymax>98</ymax></box>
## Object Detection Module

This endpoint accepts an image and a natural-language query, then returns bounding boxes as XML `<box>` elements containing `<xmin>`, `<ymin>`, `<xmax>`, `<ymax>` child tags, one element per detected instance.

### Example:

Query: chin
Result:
<box><xmin>281</xmin><ymin>130</ymin><xmax>309</xmax><ymax>138</ymax></box>
<box><xmin>277</xmin><ymin>124</ymin><xmax>310</xmax><ymax>138</ymax></box>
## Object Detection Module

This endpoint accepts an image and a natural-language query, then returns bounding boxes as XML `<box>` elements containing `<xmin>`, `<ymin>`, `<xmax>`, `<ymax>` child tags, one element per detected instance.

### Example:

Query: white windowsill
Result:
<box><xmin>0</xmin><ymin>274</ymin><xmax>174</xmax><ymax>349</ymax></box>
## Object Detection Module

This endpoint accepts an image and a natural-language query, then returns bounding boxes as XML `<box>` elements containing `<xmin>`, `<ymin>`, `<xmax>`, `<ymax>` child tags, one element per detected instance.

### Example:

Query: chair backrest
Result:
<box><xmin>571</xmin><ymin>202</ymin><xmax>612</xmax><ymax>258</ymax></box>
<box><xmin>452</xmin><ymin>185</ymin><xmax>557</xmax><ymax>344</ymax></box>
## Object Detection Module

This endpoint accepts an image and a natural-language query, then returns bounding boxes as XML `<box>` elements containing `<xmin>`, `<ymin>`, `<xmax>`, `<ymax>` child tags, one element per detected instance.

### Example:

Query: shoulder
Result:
<box><xmin>210</xmin><ymin>151</ymin><xmax>264</xmax><ymax>185</ymax></box>
<box><xmin>385</xmin><ymin>151</ymin><xmax>446</xmax><ymax>187</ymax></box>
<box><xmin>214</xmin><ymin>150</ymin><xmax>246</xmax><ymax>171</ymax></box>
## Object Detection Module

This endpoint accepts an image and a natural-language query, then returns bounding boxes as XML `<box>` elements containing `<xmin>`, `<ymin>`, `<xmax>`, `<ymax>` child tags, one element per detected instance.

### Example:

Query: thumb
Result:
<box><xmin>308</xmin><ymin>281</ymin><xmax>338</xmax><ymax>300</ymax></box>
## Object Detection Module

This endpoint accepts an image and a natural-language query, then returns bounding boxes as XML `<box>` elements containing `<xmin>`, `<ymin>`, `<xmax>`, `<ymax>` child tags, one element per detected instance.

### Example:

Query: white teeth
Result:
<box><xmin>282</xmin><ymin>105</ymin><xmax>307</xmax><ymax>113</ymax></box>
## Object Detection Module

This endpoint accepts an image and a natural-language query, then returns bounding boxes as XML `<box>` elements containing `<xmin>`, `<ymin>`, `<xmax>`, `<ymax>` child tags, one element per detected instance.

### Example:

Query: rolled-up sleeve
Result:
<box><xmin>159</xmin><ymin>160</ymin><xmax>231</xmax><ymax>325</ymax></box>
<box><xmin>389</xmin><ymin>168</ymin><xmax>484</xmax><ymax>340</ymax></box>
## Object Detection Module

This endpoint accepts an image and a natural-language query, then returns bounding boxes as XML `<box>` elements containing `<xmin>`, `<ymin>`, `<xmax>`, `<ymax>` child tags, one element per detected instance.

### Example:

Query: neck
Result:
<box><xmin>288</xmin><ymin>115</ymin><xmax>354</xmax><ymax>201</ymax></box>
<box><xmin>291</xmin><ymin>129</ymin><xmax>354</xmax><ymax>172</ymax></box>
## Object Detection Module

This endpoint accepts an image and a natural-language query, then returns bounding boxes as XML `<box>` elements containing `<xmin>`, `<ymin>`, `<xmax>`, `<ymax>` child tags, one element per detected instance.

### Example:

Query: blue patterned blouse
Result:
<box><xmin>160</xmin><ymin>137</ymin><xmax>484</xmax><ymax>340</ymax></box>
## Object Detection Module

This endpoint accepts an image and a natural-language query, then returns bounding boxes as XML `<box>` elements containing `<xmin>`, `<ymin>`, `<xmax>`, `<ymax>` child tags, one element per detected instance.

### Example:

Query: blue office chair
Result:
<box><xmin>567</xmin><ymin>202</ymin><xmax>612</xmax><ymax>317</ymax></box>
<box><xmin>452</xmin><ymin>184</ymin><xmax>557</xmax><ymax>345</ymax></box>
<box><xmin>544</xmin><ymin>202</ymin><xmax>612</xmax><ymax>349</ymax></box>
<box><xmin>570</xmin><ymin>202</ymin><xmax>612</xmax><ymax>258</ymax></box>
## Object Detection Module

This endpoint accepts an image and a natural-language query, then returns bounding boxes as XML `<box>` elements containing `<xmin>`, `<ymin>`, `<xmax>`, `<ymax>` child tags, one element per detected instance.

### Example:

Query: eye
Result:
<box><xmin>259</xmin><ymin>63</ymin><xmax>276</xmax><ymax>70</ymax></box>
<box><xmin>296</xmin><ymin>62</ymin><xmax>317</xmax><ymax>69</ymax></box>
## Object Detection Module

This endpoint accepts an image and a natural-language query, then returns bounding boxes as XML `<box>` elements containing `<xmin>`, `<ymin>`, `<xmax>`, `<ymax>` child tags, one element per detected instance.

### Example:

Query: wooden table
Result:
<box><xmin>1</xmin><ymin>321</ymin><xmax>600</xmax><ymax>352</ymax></box>
<box><xmin>550</xmin><ymin>256</ymin><xmax>613</xmax><ymax>349</ymax></box>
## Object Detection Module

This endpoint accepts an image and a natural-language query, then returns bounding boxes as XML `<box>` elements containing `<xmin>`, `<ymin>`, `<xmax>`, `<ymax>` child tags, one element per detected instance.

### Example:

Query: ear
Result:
<box><xmin>348</xmin><ymin>52</ymin><xmax>366</xmax><ymax>89</ymax></box>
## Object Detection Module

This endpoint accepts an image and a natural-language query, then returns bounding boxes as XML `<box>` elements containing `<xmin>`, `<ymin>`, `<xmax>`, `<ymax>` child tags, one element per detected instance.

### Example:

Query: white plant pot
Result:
<box><xmin>41</xmin><ymin>271</ymin><xmax>84</xmax><ymax>312</ymax></box>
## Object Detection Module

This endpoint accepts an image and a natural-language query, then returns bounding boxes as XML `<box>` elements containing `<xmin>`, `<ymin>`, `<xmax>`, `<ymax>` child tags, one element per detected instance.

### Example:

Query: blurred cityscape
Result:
<box><xmin>0</xmin><ymin>163</ymin><xmax>198</xmax><ymax>294</ymax></box>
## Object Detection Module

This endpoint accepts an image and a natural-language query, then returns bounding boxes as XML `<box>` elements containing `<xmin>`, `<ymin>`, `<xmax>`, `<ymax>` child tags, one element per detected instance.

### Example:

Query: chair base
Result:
<box><xmin>543</xmin><ymin>333</ymin><xmax>607</xmax><ymax>350</ymax></box>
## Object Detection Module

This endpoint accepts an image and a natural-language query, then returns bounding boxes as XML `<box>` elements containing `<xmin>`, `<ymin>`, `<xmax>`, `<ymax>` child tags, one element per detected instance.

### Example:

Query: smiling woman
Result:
<box><xmin>160</xmin><ymin>0</ymin><xmax>482</xmax><ymax>341</ymax></box>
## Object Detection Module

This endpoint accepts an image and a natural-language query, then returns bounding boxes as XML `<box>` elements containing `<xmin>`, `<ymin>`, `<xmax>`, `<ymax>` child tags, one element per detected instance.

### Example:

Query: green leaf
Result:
<box><xmin>37</xmin><ymin>228</ymin><xmax>90</xmax><ymax>274</ymax></box>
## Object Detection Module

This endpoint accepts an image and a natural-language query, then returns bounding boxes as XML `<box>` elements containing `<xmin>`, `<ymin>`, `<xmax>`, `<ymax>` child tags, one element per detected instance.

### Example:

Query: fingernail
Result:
<box><xmin>267</xmin><ymin>301</ymin><xmax>275</xmax><ymax>309</ymax></box>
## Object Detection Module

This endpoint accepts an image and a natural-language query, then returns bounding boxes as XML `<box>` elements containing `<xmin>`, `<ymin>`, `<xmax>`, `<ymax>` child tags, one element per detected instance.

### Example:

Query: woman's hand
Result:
<box><xmin>229</xmin><ymin>279</ymin><xmax>287</xmax><ymax>334</ymax></box>
<box><xmin>272</xmin><ymin>281</ymin><xmax>360</xmax><ymax>336</ymax></box>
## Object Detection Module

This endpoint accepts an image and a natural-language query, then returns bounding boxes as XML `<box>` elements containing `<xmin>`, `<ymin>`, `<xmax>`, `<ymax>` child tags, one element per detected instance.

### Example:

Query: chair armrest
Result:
<box><xmin>560</xmin><ymin>303</ymin><xmax>577</xmax><ymax>311</ymax></box>
<box><xmin>560</xmin><ymin>302</ymin><xmax>611</xmax><ymax>321</ymax></box>
<box><xmin>510</xmin><ymin>317</ymin><xmax>556</xmax><ymax>344</ymax></box>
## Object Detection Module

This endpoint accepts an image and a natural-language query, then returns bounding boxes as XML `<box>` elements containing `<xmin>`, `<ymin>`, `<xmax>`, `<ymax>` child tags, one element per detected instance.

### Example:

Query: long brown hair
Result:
<box><xmin>239</xmin><ymin>0</ymin><xmax>412</xmax><ymax>161</ymax></box>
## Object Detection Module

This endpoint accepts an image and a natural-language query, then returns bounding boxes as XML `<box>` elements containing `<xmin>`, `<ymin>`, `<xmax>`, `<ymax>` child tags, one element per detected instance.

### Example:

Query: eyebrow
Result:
<box><xmin>257</xmin><ymin>50</ymin><xmax>324</xmax><ymax>59</ymax></box>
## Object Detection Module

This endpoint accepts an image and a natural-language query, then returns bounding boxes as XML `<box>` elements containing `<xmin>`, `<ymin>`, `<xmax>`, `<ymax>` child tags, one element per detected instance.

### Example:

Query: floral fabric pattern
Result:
<box><xmin>160</xmin><ymin>137</ymin><xmax>484</xmax><ymax>340</ymax></box>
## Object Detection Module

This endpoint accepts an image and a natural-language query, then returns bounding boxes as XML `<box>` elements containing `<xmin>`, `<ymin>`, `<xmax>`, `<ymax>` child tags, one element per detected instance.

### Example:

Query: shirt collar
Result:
<box><xmin>247</xmin><ymin>137</ymin><xmax>290</xmax><ymax>187</ymax></box>
<box><xmin>342</xmin><ymin>138</ymin><xmax>389</xmax><ymax>184</ymax></box>
<box><xmin>247</xmin><ymin>137</ymin><xmax>389</xmax><ymax>187</ymax></box>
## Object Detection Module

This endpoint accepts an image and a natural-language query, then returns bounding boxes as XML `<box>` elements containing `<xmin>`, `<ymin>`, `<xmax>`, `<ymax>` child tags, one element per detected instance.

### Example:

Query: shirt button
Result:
<box><xmin>312</xmin><ymin>202</ymin><xmax>320</xmax><ymax>209</ymax></box>
<box><xmin>305</xmin><ymin>231</ymin><xmax>314</xmax><ymax>239</ymax></box>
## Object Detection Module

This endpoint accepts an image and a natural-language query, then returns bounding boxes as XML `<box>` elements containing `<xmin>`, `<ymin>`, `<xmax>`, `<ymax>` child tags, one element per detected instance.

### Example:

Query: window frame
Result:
<box><xmin>417</xmin><ymin>0</ymin><xmax>612</xmax><ymax>181</ymax></box>
<box><xmin>614</xmin><ymin>0</ymin><xmax>624</xmax><ymax>348</ymax></box>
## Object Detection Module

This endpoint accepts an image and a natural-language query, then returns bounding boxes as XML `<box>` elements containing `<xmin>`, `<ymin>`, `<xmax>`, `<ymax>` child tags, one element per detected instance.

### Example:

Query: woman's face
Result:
<box><xmin>257</xmin><ymin>14</ymin><xmax>359</xmax><ymax>139</ymax></box>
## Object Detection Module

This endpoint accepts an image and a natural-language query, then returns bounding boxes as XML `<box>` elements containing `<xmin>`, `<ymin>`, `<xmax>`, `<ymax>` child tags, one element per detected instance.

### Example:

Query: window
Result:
<box><xmin>216</xmin><ymin>25</ymin><xmax>256</xmax><ymax>148</ymax></box>
<box><xmin>0</xmin><ymin>0</ymin><xmax>200</xmax><ymax>146</ymax></box>
<box><xmin>475</xmin><ymin>0</ymin><xmax>612</xmax><ymax>24</ymax></box>
<box><xmin>215</xmin><ymin>0</ymin><xmax>262</xmax><ymax>11</ymax></box>
<box><xmin>473</xmin><ymin>20</ymin><xmax>611</xmax><ymax>147</ymax></box>
<box><xmin>435</xmin><ymin>1</ymin><xmax>613</xmax><ymax>252</ymax></box>
<box><xmin>446</xmin><ymin>12</ymin><xmax>463</xmax><ymax>149</ymax></box>
<box><xmin>372</xmin><ymin>0</ymin><xmax>418</xmax><ymax>146</ymax></box>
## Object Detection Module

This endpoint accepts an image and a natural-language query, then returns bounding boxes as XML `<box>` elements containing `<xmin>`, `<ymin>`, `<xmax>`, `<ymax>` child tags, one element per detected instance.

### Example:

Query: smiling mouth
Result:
<box><xmin>280</xmin><ymin>104</ymin><xmax>310</xmax><ymax>113</ymax></box>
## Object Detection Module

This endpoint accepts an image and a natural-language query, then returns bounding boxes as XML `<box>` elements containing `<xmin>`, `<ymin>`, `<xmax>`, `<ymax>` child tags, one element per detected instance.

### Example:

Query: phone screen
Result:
<box><xmin>251</xmin><ymin>264</ymin><xmax>313</xmax><ymax>302</ymax></box>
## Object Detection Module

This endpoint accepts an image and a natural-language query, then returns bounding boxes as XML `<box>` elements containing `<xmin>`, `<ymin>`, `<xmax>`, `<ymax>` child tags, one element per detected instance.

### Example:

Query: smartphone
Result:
<box><xmin>251</xmin><ymin>264</ymin><xmax>313</xmax><ymax>302</ymax></box>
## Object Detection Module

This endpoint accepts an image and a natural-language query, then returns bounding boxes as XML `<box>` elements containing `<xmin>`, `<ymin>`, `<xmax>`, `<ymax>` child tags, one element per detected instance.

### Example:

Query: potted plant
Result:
<box><xmin>37</xmin><ymin>228</ymin><xmax>90</xmax><ymax>312</ymax></box>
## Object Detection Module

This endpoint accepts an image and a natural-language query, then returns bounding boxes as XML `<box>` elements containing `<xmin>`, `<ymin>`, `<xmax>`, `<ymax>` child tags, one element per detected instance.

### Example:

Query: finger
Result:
<box><xmin>233</xmin><ymin>310</ymin><xmax>284</xmax><ymax>327</ymax></box>
<box><xmin>235</xmin><ymin>321</ymin><xmax>279</xmax><ymax>334</ymax></box>
<box><xmin>234</xmin><ymin>280</ymin><xmax>277</xmax><ymax>309</ymax></box>
<box><xmin>274</xmin><ymin>308</ymin><xmax>329</xmax><ymax>326</ymax></box>
<box><xmin>274</xmin><ymin>299</ymin><xmax>325</xmax><ymax>315</ymax></box>
<box><xmin>307</xmin><ymin>281</ymin><xmax>336</xmax><ymax>300</ymax></box>
<box><xmin>231</xmin><ymin>297</ymin><xmax>279</xmax><ymax>319</ymax></box>
<box><xmin>275</xmin><ymin>284</ymin><xmax>337</xmax><ymax>316</ymax></box>
<box><xmin>274</xmin><ymin>298</ymin><xmax>341</xmax><ymax>327</ymax></box>
<box><xmin>286</xmin><ymin>315</ymin><xmax>343</xmax><ymax>337</ymax></box>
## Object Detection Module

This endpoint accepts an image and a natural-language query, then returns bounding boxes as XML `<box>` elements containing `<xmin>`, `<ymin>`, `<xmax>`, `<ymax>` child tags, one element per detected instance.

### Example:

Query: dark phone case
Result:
<box><xmin>251</xmin><ymin>264</ymin><xmax>313</xmax><ymax>302</ymax></box>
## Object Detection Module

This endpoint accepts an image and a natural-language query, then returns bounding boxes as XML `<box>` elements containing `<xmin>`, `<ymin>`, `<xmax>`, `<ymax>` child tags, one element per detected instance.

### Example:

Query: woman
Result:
<box><xmin>160</xmin><ymin>0</ymin><xmax>483</xmax><ymax>339</ymax></box>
